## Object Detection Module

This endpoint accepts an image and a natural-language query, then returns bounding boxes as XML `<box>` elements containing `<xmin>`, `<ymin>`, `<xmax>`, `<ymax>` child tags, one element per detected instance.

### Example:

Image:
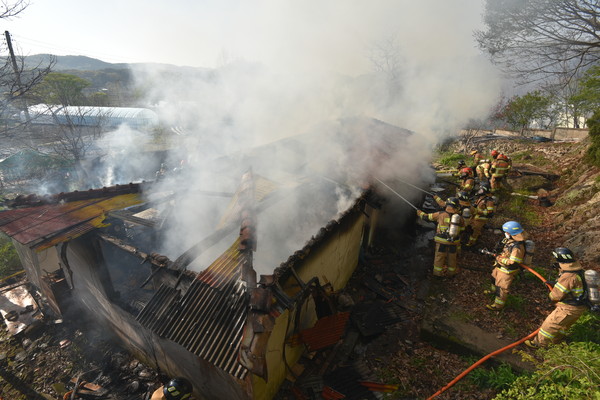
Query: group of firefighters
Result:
<box><xmin>416</xmin><ymin>148</ymin><xmax>598</xmax><ymax>349</ymax></box>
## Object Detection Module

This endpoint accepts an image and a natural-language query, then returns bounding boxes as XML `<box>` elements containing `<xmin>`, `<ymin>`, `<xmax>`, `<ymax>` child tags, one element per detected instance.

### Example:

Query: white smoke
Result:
<box><xmin>127</xmin><ymin>0</ymin><xmax>501</xmax><ymax>273</ymax></box>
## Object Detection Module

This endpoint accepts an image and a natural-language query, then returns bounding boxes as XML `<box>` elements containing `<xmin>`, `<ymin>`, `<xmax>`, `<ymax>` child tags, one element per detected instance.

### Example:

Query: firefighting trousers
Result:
<box><xmin>534</xmin><ymin>303</ymin><xmax>587</xmax><ymax>346</ymax></box>
<box><xmin>490</xmin><ymin>266</ymin><xmax>518</xmax><ymax>308</ymax></box>
<box><xmin>433</xmin><ymin>243</ymin><xmax>459</xmax><ymax>276</ymax></box>
<box><xmin>467</xmin><ymin>218</ymin><xmax>487</xmax><ymax>245</ymax></box>
<box><xmin>490</xmin><ymin>175</ymin><xmax>504</xmax><ymax>191</ymax></box>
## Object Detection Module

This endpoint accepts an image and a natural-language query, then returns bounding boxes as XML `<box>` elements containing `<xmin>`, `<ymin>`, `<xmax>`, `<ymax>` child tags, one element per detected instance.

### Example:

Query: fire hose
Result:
<box><xmin>374</xmin><ymin>177</ymin><xmax>419</xmax><ymax>211</ymax></box>
<box><xmin>427</xmin><ymin>252</ymin><xmax>551</xmax><ymax>399</ymax></box>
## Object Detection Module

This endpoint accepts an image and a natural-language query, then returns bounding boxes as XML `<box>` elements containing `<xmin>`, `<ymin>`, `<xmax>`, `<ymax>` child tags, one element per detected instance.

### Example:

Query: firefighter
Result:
<box><xmin>433</xmin><ymin>192</ymin><xmax>472</xmax><ymax>224</ymax></box>
<box><xmin>151</xmin><ymin>377</ymin><xmax>193</xmax><ymax>400</ymax></box>
<box><xmin>457</xmin><ymin>167</ymin><xmax>476</xmax><ymax>195</ymax></box>
<box><xmin>466</xmin><ymin>183</ymin><xmax>496</xmax><ymax>247</ymax></box>
<box><xmin>525</xmin><ymin>248</ymin><xmax>589</xmax><ymax>348</ymax></box>
<box><xmin>416</xmin><ymin>197</ymin><xmax>465</xmax><ymax>277</ymax></box>
<box><xmin>476</xmin><ymin>158</ymin><xmax>492</xmax><ymax>183</ymax></box>
<box><xmin>469</xmin><ymin>149</ymin><xmax>484</xmax><ymax>171</ymax></box>
<box><xmin>485</xmin><ymin>221</ymin><xmax>528</xmax><ymax>310</ymax></box>
<box><xmin>490</xmin><ymin>153</ymin><xmax>510</xmax><ymax>193</ymax></box>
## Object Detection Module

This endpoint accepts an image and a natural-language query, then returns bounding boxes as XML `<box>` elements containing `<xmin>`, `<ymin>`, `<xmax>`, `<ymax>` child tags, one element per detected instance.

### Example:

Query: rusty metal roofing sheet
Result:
<box><xmin>136</xmin><ymin>238</ymin><xmax>250</xmax><ymax>379</ymax></box>
<box><xmin>0</xmin><ymin>193</ymin><xmax>143</xmax><ymax>249</ymax></box>
<box><xmin>298</xmin><ymin>312</ymin><xmax>350</xmax><ymax>352</ymax></box>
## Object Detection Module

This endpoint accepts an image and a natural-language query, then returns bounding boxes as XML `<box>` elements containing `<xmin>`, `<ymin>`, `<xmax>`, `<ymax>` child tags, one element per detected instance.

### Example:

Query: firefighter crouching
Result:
<box><xmin>466</xmin><ymin>183</ymin><xmax>496</xmax><ymax>247</ymax></box>
<box><xmin>151</xmin><ymin>377</ymin><xmax>193</xmax><ymax>400</ymax></box>
<box><xmin>485</xmin><ymin>221</ymin><xmax>528</xmax><ymax>310</ymax></box>
<box><xmin>525</xmin><ymin>247</ymin><xmax>599</xmax><ymax>348</ymax></box>
<box><xmin>417</xmin><ymin>197</ymin><xmax>465</xmax><ymax>277</ymax></box>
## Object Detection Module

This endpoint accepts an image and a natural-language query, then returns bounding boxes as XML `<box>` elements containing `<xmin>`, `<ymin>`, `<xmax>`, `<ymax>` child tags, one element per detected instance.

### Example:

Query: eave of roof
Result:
<box><xmin>0</xmin><ymin>184</ymin><xmax>144</xmax><ymax>250</ymax></box>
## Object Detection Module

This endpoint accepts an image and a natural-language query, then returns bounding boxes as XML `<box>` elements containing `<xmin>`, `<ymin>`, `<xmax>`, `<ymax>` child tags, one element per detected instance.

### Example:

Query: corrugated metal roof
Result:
<box><xmin>136</xmin><ymin>238</ymin><xmax>250</xmax><ymax>379</ymax></box>
<box><xmin>0</xmin><ymin>192</ymin><xmax>143</xmax><ymax>250</ymax></box>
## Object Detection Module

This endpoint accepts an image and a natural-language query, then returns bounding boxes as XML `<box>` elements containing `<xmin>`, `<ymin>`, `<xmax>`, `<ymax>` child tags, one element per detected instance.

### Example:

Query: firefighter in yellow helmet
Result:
<box><xmin>525</xmin><ymin>247</ymin><xmax>589</xmax><ymax>348</ymax></box>
<box><xmin>485</xmin><ymin>221</ymin><xmax>528</xmax><ymax>310</ymax></box>
<box><xmin>151</xmin><ymin>377</ymin><xmax>193</xmax><ymax>400</ymax></box>
<box><xmin>416</xmin><ymin>197</ymin><xmax>465</xmax><ymax>277</ymax></box>
<box><xmin>466</xmin><ymin>183</ymin><xmax>496</xmax><ymax>247</ymax></box>
<box><xmin>469</xmin><ymin>149</ymin><xmax>484</xmax><ymax>172</ymax></box>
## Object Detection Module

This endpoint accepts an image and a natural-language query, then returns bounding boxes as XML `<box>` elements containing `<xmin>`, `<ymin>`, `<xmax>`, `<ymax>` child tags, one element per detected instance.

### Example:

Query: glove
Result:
<box><xmin>417</xmin><ymin>210</ymin><xmax>425</xmax><ymax>217</ymax></box>
<box><xmin>544</xmin><ymin>280</ymin><xmax>556</xmax><ymax>287</ymax></box>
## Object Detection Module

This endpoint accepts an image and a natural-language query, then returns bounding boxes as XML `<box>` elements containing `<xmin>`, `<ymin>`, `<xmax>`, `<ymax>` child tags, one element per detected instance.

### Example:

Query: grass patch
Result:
<box><xmin>435</xmin><ymin>150</ymin><xmax>467</xmax><ymax>167</ymax></box>
<box><xmin>0</xmin><ymin>233</ymin><xmax>22</xmax><ymax>279</ymax></box>
<box><xmin>499</xmin><ymin>196</ymin><xmax>541</xmax><ymax>227</ymax></box>
<box><xmin>505</xmin><ymin>294</ymin><xmax>526</xmax><ymax>313</ymax></box>
<box><xmin>468</xmin><ymin>363</ymin><xmax>519</xmax><ymax>391</ymax></box>
<box><xmin>568</xmin><ymin>312</ymin><xmax>600</xmax><ymax>344</ymax></box>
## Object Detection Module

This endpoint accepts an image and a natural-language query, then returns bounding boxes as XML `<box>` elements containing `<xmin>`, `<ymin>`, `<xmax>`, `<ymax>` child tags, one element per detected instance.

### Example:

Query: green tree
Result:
<box><xmin>570</xmin><ymin>65</ymin><xmax>600</xmax><ymax>116</ymax></box>
<box><xmin>585</xmin><ymin>109</ymin><xmax>600</xmax><ymax>167</ymax></box>
<box><xmin>496</xmin><ymin>91</ymin><xmax>553</xmax><ymax>132</ymax></box>
<box><xmin>33</xmin><ymin>72</ymin><xmax>90</xmax><ymax>105</ymax></box>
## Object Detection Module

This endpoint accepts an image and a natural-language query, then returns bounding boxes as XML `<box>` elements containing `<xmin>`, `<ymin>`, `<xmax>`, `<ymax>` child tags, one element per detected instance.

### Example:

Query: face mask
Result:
<box><xmin>505</xmin><ymin>232</ymin><xmax>511</xmax><ymax>239</ymax></box>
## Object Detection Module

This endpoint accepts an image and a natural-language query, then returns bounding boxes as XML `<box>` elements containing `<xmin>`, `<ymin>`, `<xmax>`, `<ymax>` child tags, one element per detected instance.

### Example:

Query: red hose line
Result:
<box><xmin>426</xmin><ymin>263</ymin><xmax>551</xmax><ymax>399</ymax></box>
<box><xmin>426</xmin><ymin>329</ymin><xmax>540</xmax><ymax>400</ymax></box>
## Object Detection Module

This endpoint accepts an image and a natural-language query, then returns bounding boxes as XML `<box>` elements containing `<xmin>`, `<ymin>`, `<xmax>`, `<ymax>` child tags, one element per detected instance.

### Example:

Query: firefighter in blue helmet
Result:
<box><xmin>485</xmin><ymin>221</ymin><xmax>528</xmax><ymax>310</ymax></box>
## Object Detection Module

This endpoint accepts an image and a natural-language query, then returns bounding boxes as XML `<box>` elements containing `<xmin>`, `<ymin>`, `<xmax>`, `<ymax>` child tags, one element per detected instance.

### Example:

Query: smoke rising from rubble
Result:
<box><xmin>130</xmin><ymin>1</ymin><xmax>501</xmax><ymax>273</ymax></box>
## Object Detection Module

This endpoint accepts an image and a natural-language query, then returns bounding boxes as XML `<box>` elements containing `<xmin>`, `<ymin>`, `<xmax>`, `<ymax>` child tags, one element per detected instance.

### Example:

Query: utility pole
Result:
<box><xmin>5</xmin><ymin>30</ymin><xmax>31</xmax><ymax>123</ymax></box>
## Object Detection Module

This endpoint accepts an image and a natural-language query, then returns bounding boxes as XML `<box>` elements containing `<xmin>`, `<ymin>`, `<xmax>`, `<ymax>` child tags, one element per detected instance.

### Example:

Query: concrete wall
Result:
<box><xmin>252</xmin><ymin>209</ymin><xmax>370</xmax><ymax>399</ymax></box>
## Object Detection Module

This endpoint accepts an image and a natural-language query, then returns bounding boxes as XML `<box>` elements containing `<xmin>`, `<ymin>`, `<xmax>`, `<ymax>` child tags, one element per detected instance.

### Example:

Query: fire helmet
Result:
<box><xmin>502</xmin><ymin>221</ymin><xmax>523</xmax><ymax>235</ymax></box>
<box><xmin>457</xmin><ymin>160</ymin><xmax>466</xmax><ymax>167</ymax></box>
<box><xmin>497</xmin><ymin>153</ymin><xmax>509</xmax><ymax>161</ymax></box>
<box><xmin>163</xmin><ymin>378</ymin><xmax>192</xmax><ymax>400</ymax></box>
<box><xmin>491</xmin><ymin>150</ymin><xmax>499</xmax><ymax>158</ymax></box>
<box><xmin>459</xmin><ymin>167</ymin><xmax>473</xmax><ymax>178</ymax></box>
<box><xmin>477</xmin><ymin>183</ymin><xmax>491</xmax><ymax>194</ymax></box>
<box><xmin>552</xmin><ymin>247</ymin><xmax>575</xmax><ymax>263</ymax></box>
<box><xmin>470</xmin><ymin>149</ymin><xmax>478</xmax><ymax>155</ymax></box>
<box><xmin>458</xmin><ymin>191</ymin><xmax>470</xmax><ymax>201</ymax></box>
<box><xmin>446</xmin><ymin>197</ymin><xmax>460</xmax><ymax>209</ymax></box>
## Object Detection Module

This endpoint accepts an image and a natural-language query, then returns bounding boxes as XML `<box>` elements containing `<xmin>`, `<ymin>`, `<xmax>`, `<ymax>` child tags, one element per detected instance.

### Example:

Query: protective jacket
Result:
<box><xmin>473</xmin><ymin>195</ymin><xmax>495</xmax><ymax>221</ymax></box>
<box><xmin>491</xmin><ymin>158</ymin><xmax>510</xmax><ymax>178</ymax></box>
<box><xmin>460</xmin><ymin>177</ymin><xmax>475</xmax><ymax>194</ymax></box>
<box><xmin>495</xmin><ymin>236</ymin><xmax>526</xmax><ymax>273</ymax></box>
<box><xmin>476</xmin><ymin>160</ymin><xmax>492</xmax><ymax>181</ymax></box>
<box><xmin>550</xmin><ymin>261</ymin><xmax>586</xmax><ymax>305</ymax></box>
<box><xmin>419</xmin><ymin>209</ymin><xmax>465</xmax><ymax>245</ymax></box>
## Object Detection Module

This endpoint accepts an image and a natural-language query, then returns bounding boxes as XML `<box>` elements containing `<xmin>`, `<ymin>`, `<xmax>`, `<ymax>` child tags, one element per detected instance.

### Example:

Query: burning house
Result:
<box><xmin>0</xmin><ymin>117</ymin><xmax>421</xmax><ymax>399</ymax></box>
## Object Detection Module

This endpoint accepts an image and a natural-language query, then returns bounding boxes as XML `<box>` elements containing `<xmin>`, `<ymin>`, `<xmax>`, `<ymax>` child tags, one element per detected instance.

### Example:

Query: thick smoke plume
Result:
<box><xmin>128</xmin><ymin>1</ymin><xmax>501</xmax><ymax>273</ymax></box>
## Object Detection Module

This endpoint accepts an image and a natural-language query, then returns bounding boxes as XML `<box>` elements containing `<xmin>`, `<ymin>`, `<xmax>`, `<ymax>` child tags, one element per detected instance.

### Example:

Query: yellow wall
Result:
<box><xmin>252</xmin><ymin>210</ymin><xmax>368</xmax><ymax>399</ymax></box>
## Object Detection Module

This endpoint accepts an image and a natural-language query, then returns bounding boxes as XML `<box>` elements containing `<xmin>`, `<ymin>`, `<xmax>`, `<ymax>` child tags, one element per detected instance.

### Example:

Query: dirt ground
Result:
<box><xmin>1</xmin><ymin>137</ymin><xmax>599</xmax><ymax>400</ymax></box>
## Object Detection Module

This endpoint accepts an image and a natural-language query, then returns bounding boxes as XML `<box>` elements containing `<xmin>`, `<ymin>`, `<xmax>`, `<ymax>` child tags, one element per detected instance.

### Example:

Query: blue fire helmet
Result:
<box><xmin>502</xmin><ymin>221</ymin><xmax>523</xmax><ymax>235</ymax></box>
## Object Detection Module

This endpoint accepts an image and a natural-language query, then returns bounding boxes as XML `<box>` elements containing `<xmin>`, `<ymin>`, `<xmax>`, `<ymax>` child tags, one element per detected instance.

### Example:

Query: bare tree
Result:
<box><xmin>0</xmin><ymin>3</ymin><xmax>54</xmax><ymax>136</ymax></box>
<box><xmin>475</xmin><ymin>0</ymin><xmax>600</xmax><ymax>82</ymax></box>
<box><xmin>368</xmin><ymin>35</ymin><xmax>404</xmax><ymax>99</ymax></box>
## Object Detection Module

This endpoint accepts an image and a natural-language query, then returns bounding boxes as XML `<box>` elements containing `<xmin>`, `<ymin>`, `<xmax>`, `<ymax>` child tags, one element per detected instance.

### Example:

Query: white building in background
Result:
<box><xmin>21</xmin><ymin>104</ymin><xmax>159</xmax><ymax>129</ymax></box>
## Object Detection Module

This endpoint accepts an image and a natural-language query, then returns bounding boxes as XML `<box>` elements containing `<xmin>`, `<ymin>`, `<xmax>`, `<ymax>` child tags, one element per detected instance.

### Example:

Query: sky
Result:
<box><xmin>3</xmin><ymin>0</ymin><xmax>490</xmax><ymax>75</ymax></box>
